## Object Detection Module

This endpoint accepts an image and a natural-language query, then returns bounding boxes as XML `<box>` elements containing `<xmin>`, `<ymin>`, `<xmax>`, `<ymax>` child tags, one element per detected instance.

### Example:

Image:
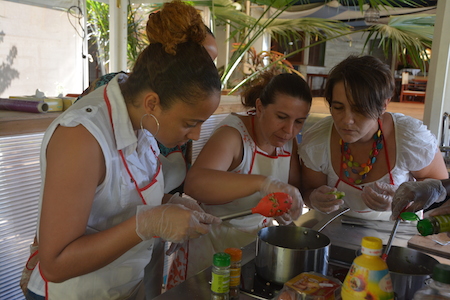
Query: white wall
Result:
<box><xmin>423</xmin><ymin>0</ymin><xmax>450</xmax><ymax>141</ymax></box>
<box><xmin>0</xmin><ymin>1</ymin><xmax>85</xmax><ymax>98</ymax></box>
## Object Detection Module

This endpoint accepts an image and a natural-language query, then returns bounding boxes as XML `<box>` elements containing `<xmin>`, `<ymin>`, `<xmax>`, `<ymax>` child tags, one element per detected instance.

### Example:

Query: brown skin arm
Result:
<box><xmin>39</xmin><ymin>125</ymin><xmax>142</xmax><ymax>283</ymax></box>
<box><xmin>184</xmin><ymin>126</ymin><xmax>266</xmax><ymax>204</ymax></box>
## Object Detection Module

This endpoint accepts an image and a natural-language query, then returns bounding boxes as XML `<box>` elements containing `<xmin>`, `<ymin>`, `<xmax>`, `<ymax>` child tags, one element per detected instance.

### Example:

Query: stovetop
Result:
<box><xmin>239</xmin><ymin>259</ymin><xmax>283</xmax><ymax>299</ymax></box>
<box><xmin>239</xmin><ymin>259</ymin><xmax>349</xmax><ymax>299</ymax></box>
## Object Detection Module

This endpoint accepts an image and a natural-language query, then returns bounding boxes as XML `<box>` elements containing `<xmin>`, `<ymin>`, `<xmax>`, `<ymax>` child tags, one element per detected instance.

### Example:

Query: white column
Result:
<box><xmin>109</xmin><ymin>0</ymin><xmax>128</xmax><ymax>72</ymax></box>
<box><xmin>423</xmin><ymin>0</ymin><xmax>450</xmax><ymax>142</ymax></box>
<box><xmin>81</xmin><ymin>0</ymin><xmax>89</xmax><ymax>90</ymax></box>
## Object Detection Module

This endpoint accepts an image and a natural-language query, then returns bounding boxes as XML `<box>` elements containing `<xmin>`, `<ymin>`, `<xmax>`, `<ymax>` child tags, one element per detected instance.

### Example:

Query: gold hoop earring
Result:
<box><xmin>140</xmin><ymin>114</ymin><xmax>160</xmax><ymax>137</ymax></box>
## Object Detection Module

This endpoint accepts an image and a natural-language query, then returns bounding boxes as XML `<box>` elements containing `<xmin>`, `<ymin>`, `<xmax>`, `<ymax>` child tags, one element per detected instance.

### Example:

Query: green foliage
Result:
<box><xmin>86</xmin><ymin>0</ymin><xmax>148</xmax><ymax>71</ymax></box>
<box><xmin>84</xmin><ymin>0</ymin><xmax>434</xmax><ymax>89</ymax></box>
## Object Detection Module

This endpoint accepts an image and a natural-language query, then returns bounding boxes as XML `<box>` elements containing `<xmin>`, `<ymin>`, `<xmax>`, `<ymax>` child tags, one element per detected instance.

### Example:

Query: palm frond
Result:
<box><xmin>363</xmin><ymin>14</ymin><xmax>434</xmax><ymax>71</ymax></box>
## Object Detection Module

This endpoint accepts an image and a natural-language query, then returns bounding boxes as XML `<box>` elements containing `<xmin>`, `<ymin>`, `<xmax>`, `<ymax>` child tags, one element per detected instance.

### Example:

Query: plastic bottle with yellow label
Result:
<box><xmin>341</xmin><ymin>236</ymin><xmax>394</xmax><ymax>300</ymax></box>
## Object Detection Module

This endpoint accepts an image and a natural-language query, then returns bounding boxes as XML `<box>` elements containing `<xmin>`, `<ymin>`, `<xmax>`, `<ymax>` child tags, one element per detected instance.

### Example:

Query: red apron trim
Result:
<box><xmin>26</xmin><ymin>249</ymin><xmax>39</xmax><ymax>271</ymax></box>
<box><xmin>38</xmin><ymin>263</ymin><xmax>49</xmax><ymax>300</ymax></box>
<box><xmin>103</xmin><ymin>85</ymin><xmax>161</xmax><ymax>205</ymax></box>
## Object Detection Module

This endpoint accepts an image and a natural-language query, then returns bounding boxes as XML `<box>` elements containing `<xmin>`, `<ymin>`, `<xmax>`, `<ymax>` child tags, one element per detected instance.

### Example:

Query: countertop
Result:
<box><xmin>154</xmin><ymin>209</ymin><xmax>450</xmax><ymax>300</ymax></box>
<box><xmin>0</xmin><ymin>95</ymin><xmax>425</xmax><ymax>137</ymax></box>
<box><xmin>0</xmin><ymin>95</ymin><xmax>246</xmax><ymax>137</ymax></box>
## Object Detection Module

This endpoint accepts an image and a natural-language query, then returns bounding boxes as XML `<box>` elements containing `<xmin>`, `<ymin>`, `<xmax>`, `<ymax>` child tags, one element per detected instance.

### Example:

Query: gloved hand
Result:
<box><xmin>167</xmin><ymin>193</ymin><xmax>203</xmax><ymax>212</ymax></box>
<box><xmin>260</xmin><ymin>176</ymin><xmax>303</xmax><ymax>221</ymax></box>
<box><xmin>362</xmin><ymin>182</ymin><xmax>397</xmax><ymax>212</ymax></box>
<box><xmin>136</xmin><ymin>204</ymin><xmax>221</xmax><ymax>243</ymax></box>
<box><xmin>274</xmin><ymin>213</ymin><xmax>293</xmax><ymax>226</ymax></box>
<box><xmin>391</xmin><ymin>179</ymin><xmax>447</xmax><ymax>219</ymax></box>
<box><xmin>309</xmin><ymin>185</ymin><xmax>344</xmax><ymax>214</ymax></box>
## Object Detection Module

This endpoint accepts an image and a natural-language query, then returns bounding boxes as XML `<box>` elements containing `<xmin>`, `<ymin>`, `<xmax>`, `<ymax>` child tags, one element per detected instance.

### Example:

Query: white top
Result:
<box><xmin>203</xmin><ymin>113</ymin><xmax>292</xmax><ymax>231</ymax></box>
<box><xmin>299</xmin><ymin>113</ymin><xmax>438</xmax><ymax>219</ymax></box>
<box><xmin>28</xmin><ymin>75</ymin><xmax>164</xmax><ymax>299</ymax></box>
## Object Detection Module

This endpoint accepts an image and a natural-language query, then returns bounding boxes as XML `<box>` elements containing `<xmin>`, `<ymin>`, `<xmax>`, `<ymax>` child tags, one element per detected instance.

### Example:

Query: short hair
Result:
<box><xmin>324</xmin><ymin>55</ymin><xmax>395</xmax><ymax>119</ymax></box>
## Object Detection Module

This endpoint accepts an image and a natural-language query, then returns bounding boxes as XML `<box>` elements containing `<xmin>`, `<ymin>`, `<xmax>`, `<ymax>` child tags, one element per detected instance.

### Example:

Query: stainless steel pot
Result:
<box><xmin>385</xmin><ymin>246</ymin><xmax>439</xmax><ymax>300</ymax></box>
<box><xmin>255</xmin><ymin>225</ymin><xmax>330</xmax><ymax>284</ymax></box>
<box><xmin>255</xmin><ymin>207</ymin><xmax>350</xmax><ymax>285</ymax></box>
<box><xmin>353</xmin><ymin>245</ymin><xmax>439</xmax><ymax>300</ymax></box>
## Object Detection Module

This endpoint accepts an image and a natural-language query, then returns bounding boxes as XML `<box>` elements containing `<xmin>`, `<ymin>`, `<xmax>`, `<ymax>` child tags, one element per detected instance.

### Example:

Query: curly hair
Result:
<box><xmin>146</xmin><ymin>0</ymin><xmax>206</xmax><ymax>55</ymax></box>
<box><xmin>121</xmin><ymin>0</ymin><xmax>220</xmax><ymax>110</ymax></box>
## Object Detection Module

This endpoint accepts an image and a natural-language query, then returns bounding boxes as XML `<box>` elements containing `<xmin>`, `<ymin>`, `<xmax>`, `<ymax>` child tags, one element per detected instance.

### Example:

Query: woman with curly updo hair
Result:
<box><xmin>22</xmin><ymin>1</ymin><xmax>221</xmax><ymax>299</ymax></box>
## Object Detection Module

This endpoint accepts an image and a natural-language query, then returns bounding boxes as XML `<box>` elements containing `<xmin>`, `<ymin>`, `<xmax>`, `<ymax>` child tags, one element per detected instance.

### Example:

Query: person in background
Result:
<box><xmin>299</xmin><ymin>55</ymin><xmax>448</xmax><ymax>221</ymax></box>
<box><xmin>391</xmin><ymin>178</ymin><xmax>450</xmax><ymax>219</ymax></box>
<box><xmin>22</xmin><ymin>1</ymin><xmax>222</xmax><ymax>299</ymax></box>
<box><xmin>184</xmin><ymin>71</ymin><xmax>311</xmax><ymax>277</ymax></box>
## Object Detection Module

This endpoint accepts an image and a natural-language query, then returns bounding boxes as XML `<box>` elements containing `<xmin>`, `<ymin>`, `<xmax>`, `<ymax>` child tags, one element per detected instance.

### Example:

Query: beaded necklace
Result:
<box><xmin>340</xmin><ymin>122</ymin><xmax>383</xmax><ymax>185</ymax></box>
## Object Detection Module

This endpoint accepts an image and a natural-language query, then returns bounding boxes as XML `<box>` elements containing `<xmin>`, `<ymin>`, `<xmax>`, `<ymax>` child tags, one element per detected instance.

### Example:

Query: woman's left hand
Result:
<box><xmin>362</xmin><ymin>182</ymin><xmax>398</xmax><ymax>211</ymax></box>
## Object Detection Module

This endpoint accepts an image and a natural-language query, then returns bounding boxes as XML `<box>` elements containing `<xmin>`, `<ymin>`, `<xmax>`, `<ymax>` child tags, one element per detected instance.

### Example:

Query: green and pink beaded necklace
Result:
<box><xmin>340</xmin><ymin>121</ymin><xmax>384</xmax><ymax>185</ymax></box>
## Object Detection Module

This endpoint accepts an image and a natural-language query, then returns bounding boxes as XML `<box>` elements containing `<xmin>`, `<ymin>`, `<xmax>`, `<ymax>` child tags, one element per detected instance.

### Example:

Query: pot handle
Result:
<box><xmin>311</xmin><ymin>207</ymin><xmax>350</xmax><ymax>232</ymax></box>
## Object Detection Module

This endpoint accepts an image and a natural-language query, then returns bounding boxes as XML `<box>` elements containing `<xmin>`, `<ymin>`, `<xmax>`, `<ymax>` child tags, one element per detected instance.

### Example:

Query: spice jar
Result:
<box><xmin>211</xmin><ymin>252</ymin><xmax>231</xmax><ymax>300</ymax></box>
<box><xmin>224</xmin><ymin>248</ymin><xmax>242</xmax><ymax>299</ymax></box>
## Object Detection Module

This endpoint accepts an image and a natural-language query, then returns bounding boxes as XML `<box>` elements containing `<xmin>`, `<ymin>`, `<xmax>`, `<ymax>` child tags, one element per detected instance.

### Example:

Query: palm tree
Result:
<box><xmin>204</xmin><ymin>0</ymin><xmax>435</xmax><ymax>91</ymax></box>
<box><xmin>85</xmin><ymin>0</ymin><xmax>434</xmax><ymax>91</ymax></box>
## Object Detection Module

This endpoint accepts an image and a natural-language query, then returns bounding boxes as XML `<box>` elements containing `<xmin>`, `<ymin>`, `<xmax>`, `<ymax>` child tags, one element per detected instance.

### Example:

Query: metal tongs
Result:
<box><xmin>382</xmin><ymin>204</ymin><xmax>411</xmax><ymax>261</ymax></box>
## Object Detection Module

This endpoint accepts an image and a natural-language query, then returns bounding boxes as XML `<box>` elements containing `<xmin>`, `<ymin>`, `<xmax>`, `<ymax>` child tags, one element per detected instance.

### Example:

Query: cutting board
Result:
<box><xmin>408</xmin><ymin>233</ymin><xmax>450</xmax><ymax>259</ymax></box>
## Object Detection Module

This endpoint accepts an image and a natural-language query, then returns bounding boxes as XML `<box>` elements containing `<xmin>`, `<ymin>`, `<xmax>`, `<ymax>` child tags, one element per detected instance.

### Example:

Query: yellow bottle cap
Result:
<box><xmin>361</xmin><ymin>236</ymin><xmax>382</xmax><ymax>250</ymax></box>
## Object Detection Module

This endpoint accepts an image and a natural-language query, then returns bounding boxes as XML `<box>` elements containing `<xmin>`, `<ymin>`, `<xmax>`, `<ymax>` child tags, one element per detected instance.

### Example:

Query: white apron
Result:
<box><xmin>187</xmin><ymin>115</ymin><xmax>293</xmax><ymax>278</ymax></box>
<box><xmin>28</xmin><ymin>85</ymin><xmax>164</xmax><ymax>300</ymax></box>
<box><xmin>159</xmin><ymin>148</ymin><xmax>187</xmax><ymax>193</ymax></box>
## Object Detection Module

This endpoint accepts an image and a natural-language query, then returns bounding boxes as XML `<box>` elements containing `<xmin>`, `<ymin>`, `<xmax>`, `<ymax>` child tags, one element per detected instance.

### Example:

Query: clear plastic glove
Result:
<box><xmin>260</xmin><ymin>176</ymin><xmax>303</xmax><ymax>221</ymax></box>
<box><xmin>391</xmin><ymin>179</ymin><xmax>447</xmax><ymax>219</ymax></box>
<box><xmin>274</xmin><ymin>213</ymin><xmax>293</xmax><ymax>226</ymax></box>
<box><xmin>136</xmin><ymin>204</ymin><xmax>221</xmax><ymax>243</ymax></box>
<box><xmin>167</xmin><ymin>193</ymin><xmax>203</xmax><ymax>212</ymax></box>
<box><xmin>362</xmin><ymin>182</ymin><xmax>397</xmax><ymax>212</ymax></box>
<box><xmin>310</xmin><ymin>185</ymin><xmax>344</xmax><ymax>214</ymax></box>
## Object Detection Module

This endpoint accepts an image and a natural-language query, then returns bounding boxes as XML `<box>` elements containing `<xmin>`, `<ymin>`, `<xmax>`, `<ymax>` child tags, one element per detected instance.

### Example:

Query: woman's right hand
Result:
<box><xmin>310</xmin><ymin>185</ymin><xmax>344</xmax><ymax>214</ymax></box>
<box><xmin>259</xmin><ymin>176</ymin><xmax>303</xmax><ymax>221</ymax></box>
<box><xmin>136</xmin><ymin>204</ymin><xmax>221</xmax><ymax>243</ymax></box>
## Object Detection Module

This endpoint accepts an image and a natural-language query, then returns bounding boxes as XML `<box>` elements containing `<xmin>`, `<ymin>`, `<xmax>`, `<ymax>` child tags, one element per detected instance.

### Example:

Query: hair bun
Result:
<box><xmin>146</xmin><ymin>0</ymin><xmax>206</xmax><ymax>55</ymax></box>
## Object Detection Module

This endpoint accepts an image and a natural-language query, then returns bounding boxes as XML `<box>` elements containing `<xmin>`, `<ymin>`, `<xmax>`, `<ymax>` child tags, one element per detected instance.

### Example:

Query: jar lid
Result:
<box><xmin>213</xmin><ymin>252</ymin><xmax>231</xmax><ymax>267</ymax></box>
<box><xmin>224</xmin><ymin>248</ymin><xmax>242</xmax><ymax>261</ymax></box>
<box><xmin>433</xmin><ymin>263</ymin><xmax>450</xmax><ymax>284</ymax></box>
<box><xmin>361</xmin><ymin>236</ymin><xmax>382</xmax><ymax>250</ymax></box>
<box><xmin>417</xmin><ymin>218</ymin><xmax>434</xmax><ymax>236</ymax></box>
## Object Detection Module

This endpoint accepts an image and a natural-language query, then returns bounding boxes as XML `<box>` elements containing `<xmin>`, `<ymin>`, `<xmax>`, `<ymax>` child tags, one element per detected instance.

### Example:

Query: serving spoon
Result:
<box><xmin>220</xmin><ymin>192</ymin><xmax>292</xmax><ymax>221</ymax></box>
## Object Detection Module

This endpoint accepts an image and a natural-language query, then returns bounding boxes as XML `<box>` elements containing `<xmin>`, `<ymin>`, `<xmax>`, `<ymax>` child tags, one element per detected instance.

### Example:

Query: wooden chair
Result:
<box><xmin>399</xmin><ymin>72</ymin><xmax>427</xmax><ymax>103</ymax></box>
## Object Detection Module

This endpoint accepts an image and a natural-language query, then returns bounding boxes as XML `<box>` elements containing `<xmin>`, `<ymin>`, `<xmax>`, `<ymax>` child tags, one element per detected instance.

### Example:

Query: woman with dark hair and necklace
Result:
<box><xmin>299</xmin><ymin>55</ymin><xmax>448</xmax><ymax>221</ymax></box>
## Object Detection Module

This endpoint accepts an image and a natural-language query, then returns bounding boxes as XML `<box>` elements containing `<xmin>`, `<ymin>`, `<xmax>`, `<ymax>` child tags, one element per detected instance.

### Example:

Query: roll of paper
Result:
<box><xmin>0</xmin><ymin>98</ymin><xmax>49</xmax><ymax>113</ymax></box>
